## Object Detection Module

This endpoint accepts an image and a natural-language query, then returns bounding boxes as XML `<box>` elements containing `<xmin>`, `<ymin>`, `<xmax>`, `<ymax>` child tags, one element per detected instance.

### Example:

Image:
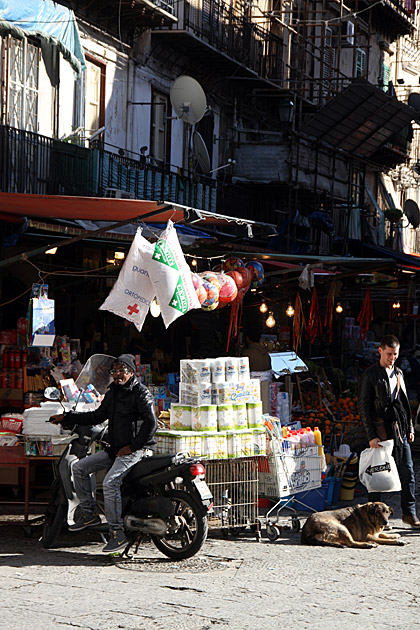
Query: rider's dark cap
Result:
<box><xmin>114</xmin><ymin>354</ymin><xmax>136</xmax><ymax>373</ymax></box>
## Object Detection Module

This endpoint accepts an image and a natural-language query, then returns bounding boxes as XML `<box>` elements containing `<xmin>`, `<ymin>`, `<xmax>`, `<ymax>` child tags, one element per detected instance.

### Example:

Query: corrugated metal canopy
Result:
<box><xmin>301</xmin><ymin>79</ymin><xmax>419</xmax><ymax>159</ymax></box>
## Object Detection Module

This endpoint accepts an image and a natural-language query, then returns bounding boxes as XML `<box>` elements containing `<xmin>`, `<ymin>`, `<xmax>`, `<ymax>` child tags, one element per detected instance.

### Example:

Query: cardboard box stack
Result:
<box><xmin>155</xmin><ymin>357</ymin><xmax>266</xmax><ymax>459</ymax></box>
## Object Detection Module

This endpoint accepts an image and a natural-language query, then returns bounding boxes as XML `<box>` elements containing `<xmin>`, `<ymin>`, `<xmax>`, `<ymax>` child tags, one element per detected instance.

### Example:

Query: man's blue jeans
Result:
<box><xmin>72</xmin><ymin>449</ymin><xmax>149</xmax><ymax>531</ymax></box>
<box><xmin>368</xmin><ymin>436</ymin><xmax>416</xmax><ymax>517</ymax></box>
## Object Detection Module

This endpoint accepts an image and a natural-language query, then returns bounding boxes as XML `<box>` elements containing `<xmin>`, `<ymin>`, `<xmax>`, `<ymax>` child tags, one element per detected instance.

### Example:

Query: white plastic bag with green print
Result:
<box><xmin>99</xmin><ymin>228</ymin><xmax>155</xmax><ymax>331</ymax></box>
<box><xmin>143</xmin><ymin>220</ymin><xmax>200</xmax><ymax>328</ymax></box>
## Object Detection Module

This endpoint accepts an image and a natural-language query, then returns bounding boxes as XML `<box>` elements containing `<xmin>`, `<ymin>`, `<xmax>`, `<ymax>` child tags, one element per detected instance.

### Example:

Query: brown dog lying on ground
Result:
<box><xmin>301</xmin><ymin>502</ymin><xmax>405</xmax><ymax>548</ymax></box>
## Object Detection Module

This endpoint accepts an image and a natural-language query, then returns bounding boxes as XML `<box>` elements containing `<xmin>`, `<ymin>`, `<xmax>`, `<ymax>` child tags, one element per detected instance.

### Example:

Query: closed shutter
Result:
<box><xmin>355</xmin><ymin>48</ymin><xmax>366</xmax><ymax>78</ymax></box>
<box><xmin>380</xmin><ymin>64</ymin><xmax>390</xmax><ymax>92</ymax></box>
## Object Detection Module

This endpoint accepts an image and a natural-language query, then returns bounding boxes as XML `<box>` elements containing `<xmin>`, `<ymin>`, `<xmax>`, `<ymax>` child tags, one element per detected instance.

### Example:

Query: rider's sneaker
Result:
<box><xmin>102</xmin><ymin>529</ymin><xmax>128</xmax><ymax>553</ymax></box>
<box><xmin>68</xmin><ymin>513</ymin><xmax>101</xmax><ymax>531</ymax></box>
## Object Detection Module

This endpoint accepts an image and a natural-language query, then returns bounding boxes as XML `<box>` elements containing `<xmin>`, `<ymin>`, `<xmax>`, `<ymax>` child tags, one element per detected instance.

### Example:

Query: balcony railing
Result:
<box><xmin>0</xmin><ymin>125</ymin><xmax>94</xmax><ymax>196</ymax></box>
<box><xmin>154</xmin><ymin>0</ymin><xmax>283</xmax><ymax>83</ymax></box>
<box><xmin>96</xmin><ymin>149</ymin><xmax>217</xmax><ymax>212</ymax></box>
<box><xmin>0</xmin><ymin>124</ymin><xmax>218</xmax><ymax>212</ymax></box>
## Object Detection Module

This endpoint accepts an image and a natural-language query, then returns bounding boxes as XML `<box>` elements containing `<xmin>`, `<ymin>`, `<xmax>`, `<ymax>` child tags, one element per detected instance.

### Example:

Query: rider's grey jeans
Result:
<box><xmin>72</xmin><ymin>448</ymin><xmax>150</xmax><ymax>531</ymax></box>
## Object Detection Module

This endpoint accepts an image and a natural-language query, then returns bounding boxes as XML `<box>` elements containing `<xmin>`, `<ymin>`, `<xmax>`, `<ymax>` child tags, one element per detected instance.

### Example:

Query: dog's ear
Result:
<box><xmin>389</xmin><ymin>507</ymin><xmax>394</xmax><ymax>515</ymax></box>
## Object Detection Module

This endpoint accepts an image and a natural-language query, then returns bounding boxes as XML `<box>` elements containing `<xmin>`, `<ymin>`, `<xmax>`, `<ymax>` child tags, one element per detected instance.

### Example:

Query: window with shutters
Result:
<box><xmin>3</xmin><ymin>36</ymin><xmax>39</xmax><ymax>132</ymax></box>
<box><xmin>322</xmin><ymin>27</ymin><xmax>336</xmax><ymax>95</ymax></box>
<box><xmin>355</xmin><ymin>48</ymin><xmax>366</xmax><ymax>78</ymax></box>
<box><xmin>150</xmin><ymin>90</ymin><xmax>171</xmax><ymax>164</ymax></box>
<box><xmin>85</xmin><ymin>56</ymin><xmax>105</xmax><ymax>135</ymax></box>
<box><xmin>380</xmin><ymin>63</ymin><xmax>390</xmax><ymax>92</ymax></box>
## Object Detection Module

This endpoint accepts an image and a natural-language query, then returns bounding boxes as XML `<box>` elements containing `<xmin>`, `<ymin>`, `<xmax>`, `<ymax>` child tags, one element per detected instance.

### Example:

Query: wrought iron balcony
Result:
<box><xmin>152</xmin><ymin>0</ymin><xmax>284</xmax><ymax>84</ymax></box>
<box><xmin>0</xmin><ymin>125</ymin><xmax>217</xmax><ymax>213</ymax></box>
<box><xmin>95</xmin><ymin>148</ymin><xmax>217</xmax><ymax>212</ymax></box>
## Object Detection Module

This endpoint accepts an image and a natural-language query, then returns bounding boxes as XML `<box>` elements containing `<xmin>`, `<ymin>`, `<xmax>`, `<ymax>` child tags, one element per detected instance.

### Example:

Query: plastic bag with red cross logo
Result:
<box><xmin>99</xmin><ymin>228</ymin><xmax>155</xmax><ymax>331</ymax></box>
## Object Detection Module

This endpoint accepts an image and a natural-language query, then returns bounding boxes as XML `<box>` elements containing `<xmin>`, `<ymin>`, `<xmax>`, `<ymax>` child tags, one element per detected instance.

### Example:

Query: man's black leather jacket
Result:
<box><xmin>65</xmin><ymin>376</ymin><xmax>157</xmax><ymax>458</ymax></box>
<box><xmin>358</xmin><ymin>362</ymin><xmax>413</xmax><ymax>443</ymax></box>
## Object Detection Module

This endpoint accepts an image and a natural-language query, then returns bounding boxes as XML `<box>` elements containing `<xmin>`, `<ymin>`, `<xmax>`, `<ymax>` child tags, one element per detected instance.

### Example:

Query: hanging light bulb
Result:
<box><xmin>150</xmin><ymin>298</ymin><xmax>161</xmax><ymax>318</ymax></box>
<box><xmin>286</xmin><ymin>303</ymin><xmax>295</xmax><ymax>317</ymax></box>
<box><xmin>335</xmin><ymin>303</ymin><xmax>343</xmax><ymax>314</ymax></box>
<box><xmin>266</xmin><ymin>312</ymin><xmax>276</xmax><ymax>328</ymax></box>
<box><xmin>191</xmin><ymin>258</ymin><xmax>197</xmax><ymax>268</ymax></box>
<box><xmin>396</xmin><ymin>301</ymin><xmax>401</xmax><ymax>309</ymax></box>
<box><xmin>260</xmin><ymin>302</ymin><xmax>268</xmax><ymax>313</ymax></box>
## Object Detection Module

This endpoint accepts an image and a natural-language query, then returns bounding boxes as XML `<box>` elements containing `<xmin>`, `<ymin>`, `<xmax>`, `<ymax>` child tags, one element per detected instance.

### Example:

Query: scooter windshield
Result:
<box><xmin>74</xmin><ymin>354</ymin><xmax>116</xmax><ymax>405</ymax></box>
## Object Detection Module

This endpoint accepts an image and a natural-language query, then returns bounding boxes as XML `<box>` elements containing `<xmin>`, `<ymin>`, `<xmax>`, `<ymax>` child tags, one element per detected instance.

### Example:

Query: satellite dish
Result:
<box><xmin>408</xmin><ymin>92</ymin><xmax>420</xmax><ymax>112</ymax></box>
<box><xmin>170</xmin><ymin>76</ymin><xmax>207</xmax><ymax>125</ymax></box>
<box><xmin>192</xmin><ymin>131</ymin><xmax>211</xmax><ymax>174</ymax></box>
<box><xmin>404</xmin><ymin>199</ymin><xmax>420</xmax><ymax>228</ymax></box>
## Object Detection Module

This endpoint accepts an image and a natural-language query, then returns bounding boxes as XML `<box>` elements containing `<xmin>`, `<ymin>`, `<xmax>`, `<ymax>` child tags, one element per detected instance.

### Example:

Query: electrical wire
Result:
<box><xmin>0</xmin><ymin>260</ymin><xmax>118</xmax><ymax>308</ymax></box>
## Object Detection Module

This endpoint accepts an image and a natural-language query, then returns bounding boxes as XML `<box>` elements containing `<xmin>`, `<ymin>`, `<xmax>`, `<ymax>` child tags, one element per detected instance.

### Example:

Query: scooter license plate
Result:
<box><xmin>192</xmin><ymin>478</ymin><xmax>213</xmax><ymax>500</ymax></box>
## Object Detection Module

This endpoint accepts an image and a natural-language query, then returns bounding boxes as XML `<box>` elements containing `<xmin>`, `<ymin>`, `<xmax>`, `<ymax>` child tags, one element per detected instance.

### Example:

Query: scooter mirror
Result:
<box><xmin>44</xmin><ymin>387</ymin><xmax>61</xmax><ymax>401</ymax></box>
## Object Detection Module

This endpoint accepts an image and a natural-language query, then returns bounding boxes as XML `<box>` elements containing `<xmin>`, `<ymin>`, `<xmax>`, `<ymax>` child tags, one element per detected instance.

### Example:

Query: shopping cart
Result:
<box><xmin>258</xmin><ymin>424</ymin><xmax>324</xmax><ymax>541</ymax></box>
<box><xmin>204</xmin><ymin>457</ymin><xmax>261</xmax><ymax>540</ymax></box>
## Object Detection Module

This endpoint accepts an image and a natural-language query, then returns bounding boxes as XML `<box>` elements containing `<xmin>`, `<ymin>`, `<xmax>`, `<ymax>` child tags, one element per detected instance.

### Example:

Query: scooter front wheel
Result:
<box><xmin>151</xmin><ymin>490</ymin><xmax>208</xmax><ymax>560</ymax></box>
<box><xmin>41</xmin><ymin>481</ymin><xmax>67</xmax><ymax>549</ymax></box>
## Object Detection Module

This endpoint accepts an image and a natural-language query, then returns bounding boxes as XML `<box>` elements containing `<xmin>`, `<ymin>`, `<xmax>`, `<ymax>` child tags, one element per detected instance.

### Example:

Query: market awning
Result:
<box><xmin>0</xmin><ymin>193</ymin><xmax>276</xmax><ymax>232</ymax></box>
<box><xmin>0</xmin><ymin>193</ymin><xmax>277</xmax><ymax>269</ymax></box>
<box><xmin>355</xmin><ymin>242</ymin><xmax>420</xmax><ymax>273</ymax></box>
<box><xmin>0</xmin><ymin>0</ymin><xmax>86</xmax><ymax>77</ymax></box>
<box><xmin>301</xmin><ymin>79</ymin><xmax>419</xmax><ymax>160</ymax></box>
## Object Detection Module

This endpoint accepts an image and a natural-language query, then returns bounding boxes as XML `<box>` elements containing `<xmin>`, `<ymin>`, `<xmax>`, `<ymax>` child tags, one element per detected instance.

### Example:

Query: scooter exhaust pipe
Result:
<box><xmin>124</xmin><ymin>515</ymin><xmax>167</xmax><ymax>536</ymax></box>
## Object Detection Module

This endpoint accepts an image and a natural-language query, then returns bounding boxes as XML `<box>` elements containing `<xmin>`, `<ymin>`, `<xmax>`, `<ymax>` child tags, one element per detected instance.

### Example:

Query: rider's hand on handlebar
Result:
<box><xmin>49</xmin><ymin>414</ymin><xmax>64</xmax><ymax>425</ymax></box>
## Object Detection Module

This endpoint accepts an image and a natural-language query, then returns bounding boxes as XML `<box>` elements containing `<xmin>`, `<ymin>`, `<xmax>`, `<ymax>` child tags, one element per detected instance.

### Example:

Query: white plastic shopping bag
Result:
<box><xmin>99</xmin><ymin>229</ymin><xmax>156</xmax><ymax>331</ymax></box>
<box><xmin>143</xmin><ymin>220</ymin><xmax>201</xmax><ymax>328</ymax></box>
<box><xmin>358</xmin><ymin>439</ymin><xmax>401</xmax><ymax>493</ymax></box>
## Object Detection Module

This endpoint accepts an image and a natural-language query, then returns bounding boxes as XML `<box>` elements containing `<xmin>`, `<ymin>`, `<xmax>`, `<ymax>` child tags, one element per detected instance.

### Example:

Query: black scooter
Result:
<box><xmin>40</xmin><ymin>356</ymin><xmax>213</xmax><ymax>559</ymax></box>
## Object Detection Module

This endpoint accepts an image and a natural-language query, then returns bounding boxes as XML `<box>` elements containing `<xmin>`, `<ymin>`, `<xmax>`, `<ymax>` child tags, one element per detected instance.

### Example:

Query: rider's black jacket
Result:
<box><xmin>65</xmin><ymin>376</ymin><xmax>157</xmax><ymax>458</ymax></box>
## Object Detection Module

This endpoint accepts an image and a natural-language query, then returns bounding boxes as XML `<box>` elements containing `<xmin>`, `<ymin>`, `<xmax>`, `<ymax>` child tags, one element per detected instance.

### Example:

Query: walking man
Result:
<box><xmin>358</xmin><ymin>334</ymin><xmax>419</xmax><ymax>527</ymax></box>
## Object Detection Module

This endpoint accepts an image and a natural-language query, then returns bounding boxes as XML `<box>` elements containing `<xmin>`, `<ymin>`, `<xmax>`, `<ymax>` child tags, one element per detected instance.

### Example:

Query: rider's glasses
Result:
<box><xmin>110</xmin><ymin>366</ymin><xmax>130</xmax><ymax>375</ymax></box>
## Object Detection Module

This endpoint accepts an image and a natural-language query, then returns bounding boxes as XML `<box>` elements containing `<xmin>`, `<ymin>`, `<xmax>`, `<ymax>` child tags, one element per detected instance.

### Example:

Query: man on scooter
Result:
<box><xmin>51</xmin><ymin>353</ymin><xmax>157</xmax><ymax>553</ymax></box>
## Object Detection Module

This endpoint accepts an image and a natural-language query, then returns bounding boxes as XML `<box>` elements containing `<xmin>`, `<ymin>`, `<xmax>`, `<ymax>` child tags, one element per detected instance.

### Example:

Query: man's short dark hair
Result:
<box><xmin>245</xmin><ymin>330</ymin><xmax>261</xmax><ymax>343</ymax></box>
<box><xmin>379</xmin><ymin>334</ymin><xmax>400</xmax><ymax>349</ymax></box>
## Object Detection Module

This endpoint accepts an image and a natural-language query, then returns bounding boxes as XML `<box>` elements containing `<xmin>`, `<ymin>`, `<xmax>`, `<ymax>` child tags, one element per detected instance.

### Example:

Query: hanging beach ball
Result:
<box><xmin>201</xmin><ymin>281</ymin><xmax>219</xmax><ymax>311</ymax></box>
<box><xmin>245</xmin><ymin>260</ymin><xmax>264</xmax><ymax>289</ymax></box>
<box><xmin>191</xmin><ymin>273</ymin><xmax>207</xmax><ymax>305</ymax></box>
<box><xmin>223</xmin><ymin>257</ymin><xmax>244</xmax><ymax>272</ymax></box>
<box><xmin>218</xmin><ymin>273</ymin><xmax>238</xmax><ymax>304</ymax></box>
<box><xmin>200</xmin><ymin>271</ymin><xmax>221</xmax><ymax>291</ymax></box>
<box><xmin>227</xmin><ymin>267</ymin><xmax>251</xmax><ymax>291</ymax></box>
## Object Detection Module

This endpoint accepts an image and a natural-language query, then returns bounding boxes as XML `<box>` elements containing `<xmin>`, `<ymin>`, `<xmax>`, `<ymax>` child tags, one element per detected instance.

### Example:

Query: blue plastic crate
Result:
<box><xmin>293</xmin><ymin>486</ymin><xmax>327</xmax><ymax>512</ymax></box>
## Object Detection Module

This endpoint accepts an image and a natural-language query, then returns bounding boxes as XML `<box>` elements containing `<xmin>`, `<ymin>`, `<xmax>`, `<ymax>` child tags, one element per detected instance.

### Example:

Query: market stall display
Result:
<box><xmin>156</xmin><ymin>355</ymin><xmax>266</xmax><ymax>534</ymax></box>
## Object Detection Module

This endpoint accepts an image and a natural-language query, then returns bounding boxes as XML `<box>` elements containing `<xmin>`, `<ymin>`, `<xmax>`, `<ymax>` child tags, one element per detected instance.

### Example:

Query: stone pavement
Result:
<box><xmin>1</xmin><ymin>476</ymin><xmax>420</xmax><ymax>630</ymax></box>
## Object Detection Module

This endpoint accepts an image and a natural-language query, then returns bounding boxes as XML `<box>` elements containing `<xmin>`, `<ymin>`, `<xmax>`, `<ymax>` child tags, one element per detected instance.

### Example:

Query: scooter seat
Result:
<box><xmin>125</xmin><ymin>453</ymin><xmax>177</xmax><ymax>481</ymax></box>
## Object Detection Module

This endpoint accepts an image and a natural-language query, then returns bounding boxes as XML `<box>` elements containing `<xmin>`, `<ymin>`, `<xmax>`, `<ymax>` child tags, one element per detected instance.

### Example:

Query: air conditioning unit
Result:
<box><xmin>341</xmin><ymin>21</ymin><xmax>355</xmax><ymax>45</ymax></box>
<box><xmin>104</xmin><ymin>188</ymin><xmax>135</xmax><ymax>199</ymax></box>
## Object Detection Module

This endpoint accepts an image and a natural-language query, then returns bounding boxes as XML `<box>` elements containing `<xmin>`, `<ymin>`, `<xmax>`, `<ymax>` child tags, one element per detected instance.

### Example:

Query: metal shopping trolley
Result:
<box><xmin>204</xmin><ymin>457</ymin><xmax>261</xmax><ymax>540</ymax></box>
<box><xmin>258</xmin><ymin>427</ymin><xmax>324</xmax><ymax>541</ymax></box>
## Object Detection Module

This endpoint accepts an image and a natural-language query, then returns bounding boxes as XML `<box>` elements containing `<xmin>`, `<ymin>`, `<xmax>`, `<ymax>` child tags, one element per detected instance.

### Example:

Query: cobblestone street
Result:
<box><xmin>2</xmin><ymin>471</ymin><xmax>420</xmax><ymax>630</ymax></box>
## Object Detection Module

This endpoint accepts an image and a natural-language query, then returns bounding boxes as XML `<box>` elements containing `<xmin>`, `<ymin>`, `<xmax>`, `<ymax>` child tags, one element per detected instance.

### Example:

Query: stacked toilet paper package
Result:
<box><xmin>156</xmin><ymin>357</ymin><xmax>266</xmax><ymax>459</ymax></box>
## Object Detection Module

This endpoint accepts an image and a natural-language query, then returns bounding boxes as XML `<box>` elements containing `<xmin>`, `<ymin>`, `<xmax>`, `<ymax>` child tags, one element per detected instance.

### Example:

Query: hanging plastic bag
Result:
<box><xmin>142</xmin><ymin>220</ymin><xmax>200</xmax><ymax>328</ymax></box>
<box><xmin>358</xmin><ymin>440</ymin><xmax>401</xmax><ymax>493</ymax></box>
<box><xmin>99</xmin><ymin>228</ymin><xmax>156</xmax><ymax>331</ymax></box>
<box><xmin>28</xmin><ymin>284</ymin><xmax>55</xmax><ymax>347</ymax></box>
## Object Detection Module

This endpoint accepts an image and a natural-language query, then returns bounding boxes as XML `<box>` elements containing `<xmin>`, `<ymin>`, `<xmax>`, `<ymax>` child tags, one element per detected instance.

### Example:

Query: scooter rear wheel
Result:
<box><xmin>151</xmin><ymin>490</ymin><xmax>208</xmax><ymax>560</ymax></box>
<box><xmin>41</xmin><ymin>481</ymin><xmax>67</xmax><ymax>549</ymax></box>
